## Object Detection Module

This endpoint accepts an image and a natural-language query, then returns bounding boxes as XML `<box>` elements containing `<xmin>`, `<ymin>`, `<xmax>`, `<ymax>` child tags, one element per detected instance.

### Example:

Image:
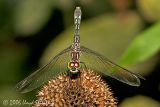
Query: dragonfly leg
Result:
<box><xmin>76</xmin><ymin>70</ymin><xmax>81</xmax><ymax>87</ymax></box>
<box><xmin>79</xmin><ymin>72</ymin><xmax>83</xmax><ymax>87</ymax></box>
<box><xmin>67</xmin><ymin>71</ymin><xmax>72</xmax><ymax>88</ymax></box>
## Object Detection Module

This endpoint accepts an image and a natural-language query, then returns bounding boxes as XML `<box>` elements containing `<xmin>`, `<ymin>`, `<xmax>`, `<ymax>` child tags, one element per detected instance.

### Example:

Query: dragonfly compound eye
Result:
<box><xmin>74</xmin><ymin>62</ymin><xmax>80</xmax><ymax>68</ymax></box>
<box><xmin>68</xmin><ymin>62</ymin><xmax>75</xmax><ymax>69</ymax></box>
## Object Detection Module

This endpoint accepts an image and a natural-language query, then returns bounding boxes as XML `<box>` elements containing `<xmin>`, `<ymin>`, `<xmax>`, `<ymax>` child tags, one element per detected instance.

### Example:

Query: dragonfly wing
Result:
<box><xmin>15</xmin><ymin>46</ymin><xmax>71</xmax><ymax>93</ymax></box>
<box><xmin>80</xmin><ymin>46</ymin><xmax>141</xmax><ymax>86</ymax></box>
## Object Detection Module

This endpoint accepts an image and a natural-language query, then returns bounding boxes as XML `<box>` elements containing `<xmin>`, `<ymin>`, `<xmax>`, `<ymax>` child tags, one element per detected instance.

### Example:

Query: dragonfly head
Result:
<box><xmin>68</xmin><ymin>62</ymin><xmax>80</xmax><ymax>69</ymax></box>
<box><xmin>68</xmin><ymin>62</ymin><xmax>80</xmax><ymax>74</ymax></box>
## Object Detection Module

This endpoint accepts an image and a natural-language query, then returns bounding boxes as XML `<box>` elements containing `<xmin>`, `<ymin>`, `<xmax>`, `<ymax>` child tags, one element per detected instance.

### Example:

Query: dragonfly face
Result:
<box><xmin>68</xmin><ymin>62</ymin><xmax>80</xmax><ymax>79</ymax></box>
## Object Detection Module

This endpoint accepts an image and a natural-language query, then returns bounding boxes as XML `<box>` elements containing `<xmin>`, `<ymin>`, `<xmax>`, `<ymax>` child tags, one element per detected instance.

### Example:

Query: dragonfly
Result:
<box><xmin>15</xmin><ymin>7</ymin><xmax>144</xmax><ymax>93</ymax></box>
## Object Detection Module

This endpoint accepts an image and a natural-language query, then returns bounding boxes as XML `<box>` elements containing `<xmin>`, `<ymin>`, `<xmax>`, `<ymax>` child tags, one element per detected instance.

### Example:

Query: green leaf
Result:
<box><xmin>137</xmin><ymin>0</ymin><xmax>160</xmax><ymax>22</ymax></box>
<box><xmin>119</xmin><ymin>95</ymin><xmax>160</xmax><ymax>107</ymax></box>
<box><xmin>120</xmin><ymin>22</ymin><xmax>160</xmax><ymax>66</ymax></box>
<box><xmin>13</xmin><ymin>0</ymin><xmax>53</xmax><ymax>36</ymax></box>
<box><xmin>0</xmin><ymin>43</ymin><xmax>28</xmax><ymax>84</ymax></box>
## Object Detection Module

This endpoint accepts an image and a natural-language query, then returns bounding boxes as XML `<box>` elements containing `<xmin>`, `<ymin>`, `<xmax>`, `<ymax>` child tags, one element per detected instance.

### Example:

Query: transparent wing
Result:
<box><xmin>80</xmin><ymin>46</ymin><xmax>142</xmax><ymax>86</ymax></box>
<box><xmin>15</xmin><ymin>46</ymin><xmax>71</xmax><ymax>93</ymax></box>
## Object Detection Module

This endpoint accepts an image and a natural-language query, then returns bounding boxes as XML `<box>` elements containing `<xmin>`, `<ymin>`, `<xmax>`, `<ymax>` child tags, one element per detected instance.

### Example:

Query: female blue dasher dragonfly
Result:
<box><xmin>16</xmin><ymin>7</ymin><xmax>144</xmax><ymax>93</ymax></box>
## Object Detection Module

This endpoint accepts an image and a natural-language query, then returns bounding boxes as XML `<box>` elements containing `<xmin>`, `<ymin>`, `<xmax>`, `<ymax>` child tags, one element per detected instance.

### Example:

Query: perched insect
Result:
<box><xmin>15</xmin><ymin>7</ymin><xmax>144</xmax><ymax>93</ymax></box>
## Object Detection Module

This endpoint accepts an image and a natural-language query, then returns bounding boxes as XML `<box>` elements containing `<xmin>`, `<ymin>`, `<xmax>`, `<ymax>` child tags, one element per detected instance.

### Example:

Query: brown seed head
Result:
<box><xmin>33</xmin><ymin>69</ymin><xmax>117</xmax><ymax>107</ymax></box>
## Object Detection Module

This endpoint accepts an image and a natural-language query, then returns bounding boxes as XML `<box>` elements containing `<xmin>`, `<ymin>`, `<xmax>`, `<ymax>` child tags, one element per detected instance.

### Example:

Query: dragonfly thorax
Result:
<box><xmin>70</xmin><ymin>68</ymin><xmax>79</xmax><ymax>74</ymax></box>
<box><xmin>71</xmin><ymin>51</ymin><xmax>80</xmax><ymax>61</ymax></box>
<box><xmin>69</xmin><ymin>68</ymin><xmax>80</xmax><ymax>79</ymax></box>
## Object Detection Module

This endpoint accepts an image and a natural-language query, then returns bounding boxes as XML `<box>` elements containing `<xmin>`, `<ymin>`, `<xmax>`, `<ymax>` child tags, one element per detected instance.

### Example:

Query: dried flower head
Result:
<box><xmin>33</xmin><ymin>69</ymin><xmax>117</xmax><ymax>107</ymax></box>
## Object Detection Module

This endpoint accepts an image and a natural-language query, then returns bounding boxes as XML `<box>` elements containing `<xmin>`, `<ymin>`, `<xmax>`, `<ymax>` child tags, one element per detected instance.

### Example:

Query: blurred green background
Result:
<box><xmin>0</xmin><ymin>0</ymin><xmax>160</xmax><ymax>107</ymax></box>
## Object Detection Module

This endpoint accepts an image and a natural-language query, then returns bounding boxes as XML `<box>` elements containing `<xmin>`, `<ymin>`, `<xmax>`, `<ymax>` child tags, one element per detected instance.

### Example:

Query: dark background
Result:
<box><xmin>0</xmin><ymin>0</ymin><xmax>159</xmax><ymax>107</ymax></box>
